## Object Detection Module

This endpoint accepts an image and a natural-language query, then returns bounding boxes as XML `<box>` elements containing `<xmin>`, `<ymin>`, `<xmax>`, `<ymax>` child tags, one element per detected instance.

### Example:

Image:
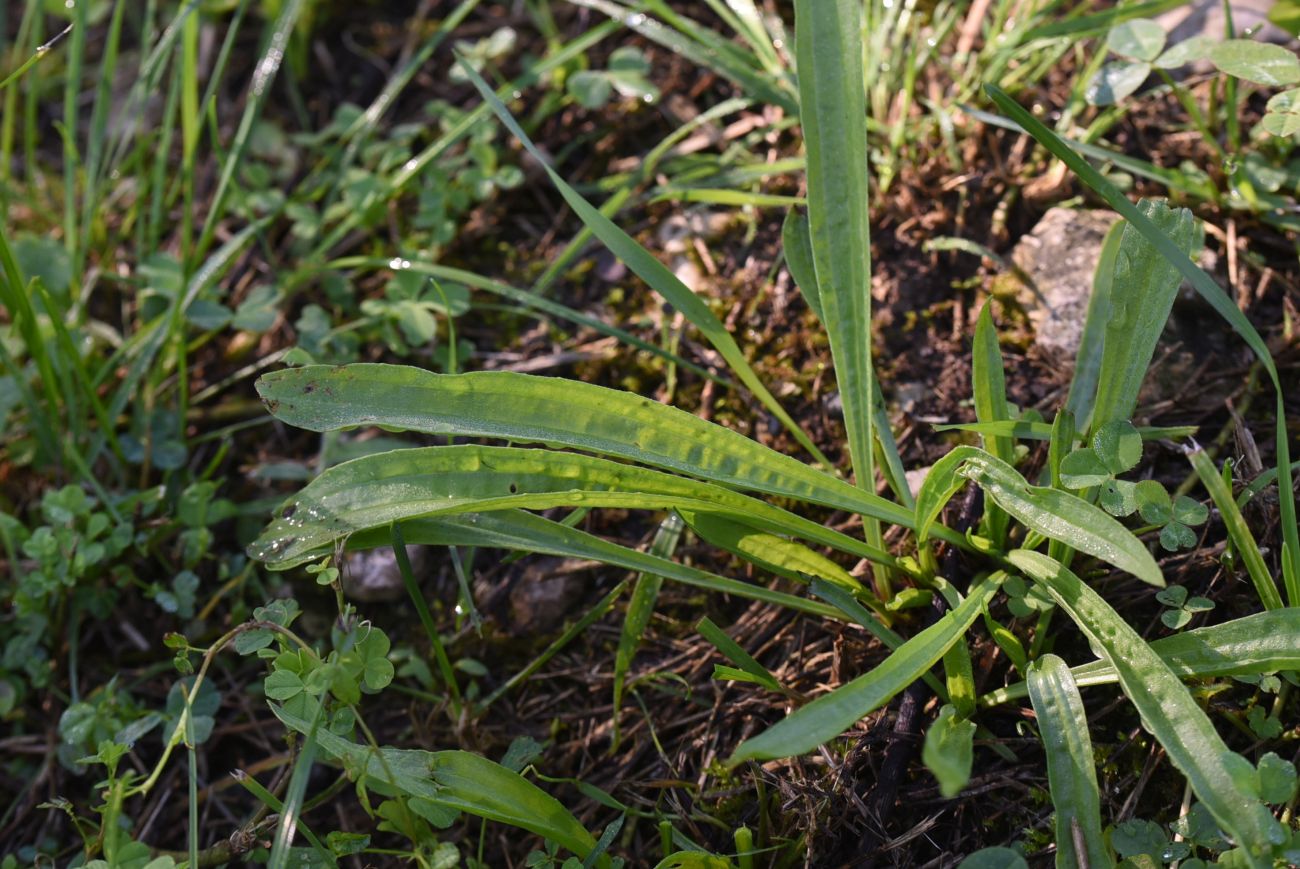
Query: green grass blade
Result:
<box><xmin>933</xmin><ymin>421</ymin><xmax>1197</xmax><ymax>442</ymax></box>
<box><xmin>1008</xmin><ymin>550</ymin><xmax>1280</xmax><ymax>866</ymax></box>
<box><xmin>483</xmin><ymin>580</ymin><xmax>629</xmax><ymax>709</ymax></box>
<box><xmin>267</xmin><ymin>699</ymin><xmax>322</xmax><ymax>869</ymax></box>
<box><xmin>612</xmin><ymin>513</ymin><xmax>684</xmax><ymax>722</ymax></box>
<box><xmin>571</xmin><ymin>0</ymin><xmax>795</xmax><ymax>111</ymax></box>
<box><xmin>391</xmin><ymin>523</ymin><xmax>461</xmax><ymax>703</ymax></box>
<box><xmin>987</xmin><ymin>610</ymin><xmax>1300</xmax><ymax>705</ymax></box>
<box><xmin>729</xmin><ymin>575</ymin><xmax>1005</xmax><ymax>763</ymax></box>
<box><xmin>1188</xmin><ymin>447</ymin><xmax>1284</xmax><ymax>610</ymax></box>
<box><xmin>1066</xmin><ymin>220</ymin><xmax>1124</xmax><ymax>427</ymax></box>
<box><xmin>1026</xmin><ymin>655</ymin><xmax>1110</xmax><ymax>869</ymax></box>
<box><xmin>193</xmin><ymin>0</ymin><xmax>304</xmax><ymax>263</ymax></box>
<box><xmin>343</xmin><ymin>511</ymin><xmax>843</xmax><ymax>620</ymax></box>
<box><xmin>962</xmin><ymin>450</ymin><xmax>1164</xmax><ymax>587</ymax></box>
<box><xmin>793</xmin><ymin>0</ymin><xmax>875</xmax><ymax>491</ymax></box>
<box><xmin>986</xmin><ymin>82</ymin><xmax>1300</xmax><ymax>613</ymax></box>
<box><xmin>248</xmin><ymin>445</ymin><xmax>895</xmax><ymax>571</ymax></box>
<box><xmin>459</xmin><ymin>58</ymin><xmax>831</xmax><ymax>469</ymax></box>
<box><xmin>326</xmin><ymin>256</ymin><xmax>730</xmax><ymax>387</ymax></box>
<box><xmin>271</xmin><ymin>703</ymin><xmax>608</xmax><ymax>866</ymax></box>
<box><xmin>697</xmin><ymin>616</ymin><xmax>788</xmax><ymax>695</ymax></box>
<box><xmin>254</xmin><ymin>364</ymin><xmax>917</xmax><ymax>531</ymax></box>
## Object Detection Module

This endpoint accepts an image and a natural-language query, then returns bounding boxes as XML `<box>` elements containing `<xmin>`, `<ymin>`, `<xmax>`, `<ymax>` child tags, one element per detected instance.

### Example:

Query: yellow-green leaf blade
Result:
<box><xmin>729</xmin><ymin>574</ymin><xmax>1004</xmax><ymax>763</ymax></box>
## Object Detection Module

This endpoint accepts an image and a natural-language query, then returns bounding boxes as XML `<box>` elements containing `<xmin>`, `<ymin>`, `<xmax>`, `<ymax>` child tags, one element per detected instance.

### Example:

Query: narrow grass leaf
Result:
<box><xmin>328</xmin><ymin>257</ymin><xmax>730</xmax><ymax>387</ymax></box>
<box><xmin>193</xmin><ymin>0</ymin><xmax>303</xmax><ymax>262</ymax></box>
<box><xmin>335</xmin><ymin>511</ymin><xmax>845</xmax><ymax>620</ymax></box>
<box><xmin>809</xmin><ymin>579</ymin><xmax>949</xmax><ymax>699</ymax></box>
<box><xmin>613</xmin><ymin>513</ymin><xmax>684</xmax><ymax>719</ymax></box>
<box><xmin>729</xmin><ymin>575</ymin><xmax>1004</xmax><ymax>763</ymax></box>
<box><xmin>459</xmin><ymin>58</ymin><xmax>831</xmax><ymax>468</ymax></box>
<box><xmin>1008</xmin><ymin>550</ymin><xmax>1280</xmax><ymax>866</ymax></box>
<box><xmin>1026</xmin><ymin>655</ymin><xmax>1110</xmax><ymax>869</ymax></box>
<box><xmin>1188</xmin><ymin>447</ymin><xmax>1283</xmax><ymax>610</ymax></box>
<box><xmin>697</xmin><ymin>617</ymin><xmax>787</xmax><ymax>694</ymax></box>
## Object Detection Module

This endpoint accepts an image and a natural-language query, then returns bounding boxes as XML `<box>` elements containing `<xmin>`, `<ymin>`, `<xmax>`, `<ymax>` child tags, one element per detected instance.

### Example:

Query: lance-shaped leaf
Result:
<box><xmin>793</xmin><ymin>0</ymin><xmax>875</xmax><ymax>489</ymax></box>
<box><xmin>1089</xmin><ymin>200</ymin><xmax>1196</xmax><ymax>432</ymax></box>
<box><xmin>1008</xmin><ymin>550</ymin><xmax>1282</xmax><ymax>867</ymax></box>
<box><xmin>986</xmin><ymin>609</ymin><xmax>1300</xmax><ymax>704</ymax></box>
<box><xmin>249</xmin><ymin>445</ymin><xmax>895</xmax><ymax>570</ymax></box>
<box><xmin>729</xmin><ymin>574</ymin><xmax>1004</xmax><ymax>763</ymax></box>
<box><xmin>1027</xmin><ymin>655</ymin><xmax>1110</xmax><ymax>869</ymax></box>
<box><xmin>271</xmin><ymin>704</ymin><xmax>606</xmax><ymax>866</ymax></box>
<box><xmin>960</xmin><ymin>450</ymin><xmax>1164</xmax><ymax>587</ymax></box>
<box><xmin>256</xmin><ymin>365</ymin><xmax>919</xmax><ymax>532</ymax></box>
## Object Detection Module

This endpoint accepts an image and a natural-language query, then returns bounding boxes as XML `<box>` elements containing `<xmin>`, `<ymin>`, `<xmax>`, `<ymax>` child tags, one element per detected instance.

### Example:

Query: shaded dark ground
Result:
<box><xmin>3</xmin><ymin>2</ymin><xmax>1299</xmax><ymax>866</ymax></box>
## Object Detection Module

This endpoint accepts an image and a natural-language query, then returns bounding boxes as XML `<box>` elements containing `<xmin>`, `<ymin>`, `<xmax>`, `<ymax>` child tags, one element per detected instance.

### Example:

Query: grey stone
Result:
<box><xmin>1010</xmin><ymin>207</ymin><xmax>1120</xmax><ymax>358</ymax></box>
<box><xmin>341</xmin><ymin>545</ymin><xmax>426</xmax><ymax>603</ymax></box>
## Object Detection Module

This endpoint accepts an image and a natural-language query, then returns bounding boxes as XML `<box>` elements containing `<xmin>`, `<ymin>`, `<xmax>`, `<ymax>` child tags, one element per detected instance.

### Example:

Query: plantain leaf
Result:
<box><xmin>1027</xmin><ymin>655</ymin><xmax>1111</xmax><ymax>869</ymax></box>
<box><xmin>729</xmin><ymin>574</ymin><xmax>1004</xmax><ymax>763</ymax></box>
<box><xmin>960</xmin><ymin>450</ymin><xmax>1164</xmax><ymax>587</ymax></box>
<box><xmin>1089</xmin><ymin>200</ymin><xmax>1196</xmax><ymax>432</ymax></box>
<box><xmin>1067</xmin><ymin>219</ymin><xmax>1124</xmax><ymax>426</ymax></box>
<box><xmin>914</xmin><ymin>445</ymin><xmax>984</xmax><ymax>542</ymax></box>
<box><xmin>972</xmin><ymin>302</ymin><xmax>1013</xmax><ymax>546</ymax></box>
<box><xmin>255</xmin><ymin>365</ymin><xmax>918</xmax><ymax>532</ymax></box>
<box><xmin>248</xmin><ymin>445</ymin><xmax>894</xmax><ymax>570</ymax></box>
<box><xmin>985</xmin><ymin>609</ymin><xmax>1300</xmax><ymax>704</ymax></box>
<box><xmin>793</xmin><ymin>0</ymin><xmax>876</xmax><ymax>492</ymax></box>
<box><xmin>271</xmin><ymin>704</ymin><xmax>606</xmax><ymax>865</ymax></box>
<box><xmin>1008</xmin><ymin>550</ymin><xmax>1282</xmax><ymax>867</ymax></box>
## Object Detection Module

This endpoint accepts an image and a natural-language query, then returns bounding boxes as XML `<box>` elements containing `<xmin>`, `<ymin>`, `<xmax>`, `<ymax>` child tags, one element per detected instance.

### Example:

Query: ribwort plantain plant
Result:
<box><xmin>249</xmin><ymin>2</ymin><xmax>1300</xmax><ymax>865</ymax></box>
